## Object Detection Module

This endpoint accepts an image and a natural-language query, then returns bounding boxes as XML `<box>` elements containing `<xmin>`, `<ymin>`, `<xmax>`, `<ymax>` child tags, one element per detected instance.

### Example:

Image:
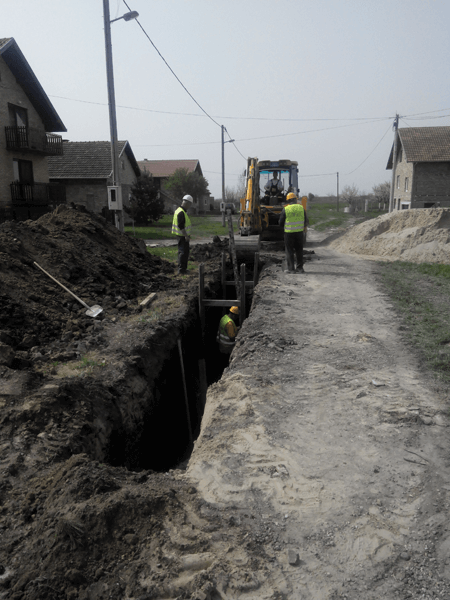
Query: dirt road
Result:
<box><xmin>186</xmin><ymin>231</ymin><xmax>450</xmax><ymax>599</ymax></box>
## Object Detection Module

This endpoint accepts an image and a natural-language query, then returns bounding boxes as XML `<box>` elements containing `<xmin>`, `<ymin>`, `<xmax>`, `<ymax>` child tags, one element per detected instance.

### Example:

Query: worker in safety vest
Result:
<box><xmin>216</xmin><ymin>306</ymin><xmax>240</xmax><ymax>355</ymax></box>
<box><xmin>172</xmin><ymin>195</ymin><xmax>193</xmax><ymax>274</ymax></box>
<box><xmin>278</xmin><ymin>192</ymin><xmax>309</xmax><ymax>273</ymax></box>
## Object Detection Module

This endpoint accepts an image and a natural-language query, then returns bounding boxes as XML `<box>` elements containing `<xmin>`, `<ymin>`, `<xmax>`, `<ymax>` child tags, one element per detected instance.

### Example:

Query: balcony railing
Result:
<box><xmin>5</xmin><ymin>126</ymin><xmax>64</xmax><ymax>155</ymax></box>
<box><xmin>10</xmin><ymin>181</ymin><xmax>66</xmax><ymax>206</ymax></box>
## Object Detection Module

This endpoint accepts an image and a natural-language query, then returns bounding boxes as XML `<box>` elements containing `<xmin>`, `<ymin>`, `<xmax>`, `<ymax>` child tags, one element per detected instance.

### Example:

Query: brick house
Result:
<box><xmin>48</xmin><ymin>140</ymin><xmax>140</xmax><ymax>218</ymax></box>
<box><xmin>0</xmin><ymin>37</ymin><xmax>66</xmax><ymax>221</ymax></box>
<box><xmin>387</xmin><ymin>126</ymin><xmax>450</xmax><ymax>210</ymax></box>
<box><xmin>137</xmin><ymin>158</ymin><xmax>212</xmax><ymax>213</ymax></box>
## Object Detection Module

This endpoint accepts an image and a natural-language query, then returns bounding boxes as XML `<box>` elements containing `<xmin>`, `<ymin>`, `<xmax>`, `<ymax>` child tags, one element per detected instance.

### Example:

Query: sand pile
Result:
<box><xmin>330</xmin><ymin>208</ymin><xmax>450</xmax><ymax>263</ymax></box>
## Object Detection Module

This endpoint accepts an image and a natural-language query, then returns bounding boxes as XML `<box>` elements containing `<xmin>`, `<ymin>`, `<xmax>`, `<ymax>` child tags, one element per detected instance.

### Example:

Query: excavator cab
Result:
<box><xmin>237</xmin><ymin>158</ymin><xmax>304</xmax><ymax>257</ymax></box>
<box><xmin>238</xmin><ymin>158</ymin><xmax>303</xmax><ymax>237</ymax></box>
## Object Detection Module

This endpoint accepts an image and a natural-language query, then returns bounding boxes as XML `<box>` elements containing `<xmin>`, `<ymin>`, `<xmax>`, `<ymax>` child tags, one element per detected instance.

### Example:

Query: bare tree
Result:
<box><xmin>340</xmin><ymin>184</ymin><xmax>361</xmax><ymax>210</ymax></box>
<box><xmin>225</xmin><ymin>170</ymin><xmax>247</xmax><ymax>204</ymax></box>
<box><xmin>372</xmin><ymin>181</ymin><xmax>391</xmax><ymax>210</ymax></box>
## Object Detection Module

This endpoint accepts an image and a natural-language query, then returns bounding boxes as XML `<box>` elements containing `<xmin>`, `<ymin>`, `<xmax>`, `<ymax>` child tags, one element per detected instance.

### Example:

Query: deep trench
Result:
<box><xmin>105</xmin><ymin>263</ymin><xmax>257</xmax><ymax>473</ymax></box>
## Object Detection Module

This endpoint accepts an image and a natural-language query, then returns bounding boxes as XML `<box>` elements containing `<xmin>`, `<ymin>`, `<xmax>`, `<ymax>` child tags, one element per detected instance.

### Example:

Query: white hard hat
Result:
<box><xmin>182</xmin><ymin>194</ymin><xmax>193</xmax><ymax>203</ymax></box>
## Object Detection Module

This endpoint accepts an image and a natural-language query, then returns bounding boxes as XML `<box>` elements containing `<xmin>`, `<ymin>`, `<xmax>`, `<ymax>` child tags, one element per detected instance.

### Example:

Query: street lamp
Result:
<box><xmin>221</xmin><ymin>125</ymin><xmax>235</xmax><ymax>226</ymax></box>
<box><xmin>103</xmin><ymin>0</ymin><xmax>139</xmax><ymax>232</ymax></box>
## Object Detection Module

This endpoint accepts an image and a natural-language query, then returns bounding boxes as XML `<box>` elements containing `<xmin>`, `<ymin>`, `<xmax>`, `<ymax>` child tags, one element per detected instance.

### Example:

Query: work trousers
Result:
<box><xmin>284</xmin><ymin>231</ymin><xmax>303</xmax><ymax>272</ymax></box>
<box><xmin>177</xmin><ymin>236</ymin><xmax>190</xmax><ymax>273</ymax></box>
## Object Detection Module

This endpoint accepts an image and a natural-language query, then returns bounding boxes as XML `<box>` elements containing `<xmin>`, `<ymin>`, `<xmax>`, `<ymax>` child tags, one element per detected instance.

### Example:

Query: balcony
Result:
<box><xmin>10</xmin><ymin>181</ymin><xmax>66</xmax><ymax>206</ymax></box>
<box><xmin>5</xmin><ymin>126</ymin><xmax>64</xmax><ymax>155</ymax></box>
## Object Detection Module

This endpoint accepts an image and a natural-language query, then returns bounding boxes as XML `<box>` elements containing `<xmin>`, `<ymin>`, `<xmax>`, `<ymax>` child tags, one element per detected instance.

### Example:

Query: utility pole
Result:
<box><xmin>221</xmin><ymin>125</ymin><xmax>225</xmax><ymax>226</ymax></box>
<box><xmin>103</xmin><ymin>0</ymin><xmax>122</xmax><ymax>231</ymax></box>
<box><xmin>336</xmin><ymin>172</ymin><xmax>339</xmax><ymax>212</ymax></box>
<box><xmin>221</xmin><ymin>125</ymin><xmax>234</xmax><ymax>227</ymax></box>
<box><xmin>389</xmin><ymin>114</ymin><xmax>399</xmax><ymax>213</ymax></box>
<box><xmin>102</xmin><ymin>1</ymin><xmax>138</xmax><ymax>232</ymax></box>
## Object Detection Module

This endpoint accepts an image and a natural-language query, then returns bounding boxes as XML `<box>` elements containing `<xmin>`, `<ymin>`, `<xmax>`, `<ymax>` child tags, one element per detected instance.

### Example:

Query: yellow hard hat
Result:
<box><xmin>286</xmin><ymin>192</ymin><xmax>298</xmax><ymax>202</ymax></box>
<box><xmin>229</xmin><ymin>306</ymin><xmax>239</xmax><ymax>315</ymax></box>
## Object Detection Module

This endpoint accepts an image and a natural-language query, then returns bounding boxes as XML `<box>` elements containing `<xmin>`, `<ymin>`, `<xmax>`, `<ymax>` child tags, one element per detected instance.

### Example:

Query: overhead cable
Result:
<box><xmin>121</xmin><ymin>0</ymin><xmax>221</xmax><ymax>129</ymax></box>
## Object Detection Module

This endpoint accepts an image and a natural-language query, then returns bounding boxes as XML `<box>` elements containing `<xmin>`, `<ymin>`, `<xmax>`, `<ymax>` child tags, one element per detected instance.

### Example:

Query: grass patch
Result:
<box><xmin>40</xmin><ymin>353</ymin><xmax>107</xmax><ymax>379</ymax></box>
<box><xmin>132</xmin><ymin>293</ymin><xmax>185</xmax><ymax>325</ymax></box>
<box><xmin>379</xmin><ymin>261</ymin><xmax>450</xmax><ymax>382</ymax></box>
<box><xmin>125</xmin><ymin>214</ymin><xmax>236</xmax><ymax>241</ymax></box>
<box><xmin>307</xmin><ymin>202</ymin><xmax>387</xmax><ymax>231</ymax></box>
<box><xmin>146</xmin><ymin>246</ymin><xmax>198</xmax><ymax>272</ymax></box>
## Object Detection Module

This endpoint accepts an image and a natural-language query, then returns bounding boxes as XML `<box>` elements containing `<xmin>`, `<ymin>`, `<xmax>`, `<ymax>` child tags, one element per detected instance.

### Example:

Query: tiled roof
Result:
<box><xmin>48</xmin><ymin>141</ymin><xmax>140</xmax><ymax>179</ymax></box>
<box><xmin>0</xmin><ymin>37</ymin><xmax>66</xmax><ymax>132</ymax></box>
<box><xmin>387</xmin><ymin>127</ymin><xmax>450</xmax><ymax>168</ymax></box>
<box><xmin>137</xmin><ymin>159</ymin><xmax>202</xmax><ymax>178</ymax></box>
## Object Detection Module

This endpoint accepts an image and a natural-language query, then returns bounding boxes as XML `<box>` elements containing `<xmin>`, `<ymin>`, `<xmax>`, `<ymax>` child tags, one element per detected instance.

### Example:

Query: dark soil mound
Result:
<box><xmin>0</xmin><ymin>205</ymin><xmax>174</xmax><ymax>351</ymax></box>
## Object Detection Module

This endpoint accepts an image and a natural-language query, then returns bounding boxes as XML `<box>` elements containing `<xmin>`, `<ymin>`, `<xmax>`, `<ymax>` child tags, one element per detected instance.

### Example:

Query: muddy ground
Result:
<box><xmin>1</xmin><ymin>207</ymin><xmax>450</xmax><ymax>599</ymax></box>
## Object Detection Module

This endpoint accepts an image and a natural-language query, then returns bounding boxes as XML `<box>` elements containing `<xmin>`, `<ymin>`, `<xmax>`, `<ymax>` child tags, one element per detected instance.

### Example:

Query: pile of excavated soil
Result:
<box><xmin>330</xmin><ymin>207</ymin><xmax>450</xmax><ymax>263</ymax></box>
<box><xmin>0</xmin><ymin>205</ymin><xmax>177</xmax><ymax>354</ymax></box>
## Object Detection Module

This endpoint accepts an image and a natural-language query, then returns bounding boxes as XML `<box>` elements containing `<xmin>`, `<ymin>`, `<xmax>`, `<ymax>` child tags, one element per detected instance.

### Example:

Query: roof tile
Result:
<box><xmin>137</xmin><ymin>159</ymin><xmax>201</xmax><ymax>178</ymax></box>
<box><xmin>48</xmin><ymin>141</ymin><xmax>138</xmax><ymax>179</ymax></box>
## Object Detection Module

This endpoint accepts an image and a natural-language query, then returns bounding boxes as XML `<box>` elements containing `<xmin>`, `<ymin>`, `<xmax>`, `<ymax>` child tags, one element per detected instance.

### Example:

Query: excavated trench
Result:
<box><xmin>85</xmin><ymin>262</ymin><xmax>258</xmax><ymax>474</ymax></box>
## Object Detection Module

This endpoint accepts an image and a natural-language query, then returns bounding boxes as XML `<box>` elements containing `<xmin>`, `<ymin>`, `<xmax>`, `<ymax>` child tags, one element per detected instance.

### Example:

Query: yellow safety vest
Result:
<box><xmin>172</xmin><ymin>207</ymin><xmax>192</xmax><ymax>236</ymax></box>
<box><xmin>216</xmin><ymin>314</ymin><xmax>237</xmax><ymax>354</ymax></box>
<box><xmin>284</xmin><ymin>203</ymin><xmax>305</xmax><ymax>233</ymax></box>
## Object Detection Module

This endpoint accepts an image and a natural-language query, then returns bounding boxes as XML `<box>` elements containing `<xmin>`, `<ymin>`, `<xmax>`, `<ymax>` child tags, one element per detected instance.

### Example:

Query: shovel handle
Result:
<box><xmin>33</xmin><ymin>262</ymin><xmax>90</xmax><ymax>310</ymax></box>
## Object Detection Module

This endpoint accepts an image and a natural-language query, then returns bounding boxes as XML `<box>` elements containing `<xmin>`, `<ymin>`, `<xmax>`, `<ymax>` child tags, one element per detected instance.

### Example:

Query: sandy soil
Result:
<box><xmin>1</xmin><ymin>208</ymin><xmax>450</xmax><ymax>599</ymax></box>
<box><xmin>330</xmin><ymin>207</ymin><xmax>450</xmax><ymax>263</ymax></box>
<box><xmin>185</xmin><ymin>230</ymin><xmax>450</xmax><ymax>599</ymax></box>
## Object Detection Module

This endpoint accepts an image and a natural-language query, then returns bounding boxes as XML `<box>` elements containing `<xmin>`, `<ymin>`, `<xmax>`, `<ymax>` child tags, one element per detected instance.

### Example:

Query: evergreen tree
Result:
<box><xmin>127</xmin><ymin>173</ymin><xmax>164</xmax><ymax>225</ymax></box>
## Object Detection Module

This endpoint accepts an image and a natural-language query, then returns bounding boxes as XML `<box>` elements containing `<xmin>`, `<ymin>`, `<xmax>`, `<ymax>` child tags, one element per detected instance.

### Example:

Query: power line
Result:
<box><xmin>48</xmin><ymin>93</ymin><xmax>402</xmax><ymax>124</ymax></box>
<box><xmin>346</xmin><ymin>123</ymin><xmax>392</xmax><ymax>175</ymax></box>
<box><xmin>49</xmin><ymin>95</ymin><xmax>207</xmax><ymax>118</ymax></box>
<box><xmin>223</xmin><ymin>127</ymin><xmax>247</xmax><ymax>161</ymax></box>
<box><xmin>218</xmin><ymin>118</ymin><xmax>392</xmax><ymax>144</ymax></box>
<box><xmin>49</xmin><ymin>89</ymin><xmax>450</xmax><ymax>126</ymax></box>
<box><xmin>297</xmin><ymin>122</ymin><xmax>393</xmax><ymax>181</ymax></box>
<box><xmin>121</xmin><ymin>0</ymin><xmax>221</xmax><ymax>129</ymax></box>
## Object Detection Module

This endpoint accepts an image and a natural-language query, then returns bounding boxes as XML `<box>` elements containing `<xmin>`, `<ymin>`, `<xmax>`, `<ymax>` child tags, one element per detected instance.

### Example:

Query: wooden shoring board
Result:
<box><xmin>227</xmin><ymin>213</ymin><xmax>240</xmax><ymax>296</ymax></box>
<box><xmin>140</xmin><ymin>292</ymin><xmax>157</xmax><ymax>307</ymax></box>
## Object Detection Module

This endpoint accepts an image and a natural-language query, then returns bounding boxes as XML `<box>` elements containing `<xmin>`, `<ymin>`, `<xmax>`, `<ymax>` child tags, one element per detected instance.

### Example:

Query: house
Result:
<box><xmin>48</xmin><ymin>140</ymin><xmax>140</xmax><ymax>219</ymax></box>
<box><xmin>0</xmin><ymin>37</ymin><xmax>66</xmax><ymax>221</ymax></box>
<box><xmin>137</xmin><ymin>158</ymin><xmax>212</xmax><ymax>213</ymax></box>
<box><xmin>387</xmin><ymin>126</ymin><xmax>450</xmax><ymax>210</ymax></box>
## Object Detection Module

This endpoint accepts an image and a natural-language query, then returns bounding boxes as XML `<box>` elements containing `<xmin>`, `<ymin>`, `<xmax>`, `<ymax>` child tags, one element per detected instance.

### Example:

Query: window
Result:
<box><xmin>13</xmin><ymin>159</ymin><xmax>34</xmax><ymax>184</ymax></box>
<box><xmin>398</xmin><ymin>147</ymin><xmax>403</xmax><ymax>162</ymax></box>
<box><xmin>8</xmin><ymin>103</ymin><xmax>28</xmax><ymax>128</ymax></box>
<box><xmin>405</xmin><ymin>177</ymin><xmax>409</xmax><ymax>192</ymax></box>
<box><xmin>396</xmin><ymin>175</ymin><xmax>400</xmax><ymax>189</ymax></box>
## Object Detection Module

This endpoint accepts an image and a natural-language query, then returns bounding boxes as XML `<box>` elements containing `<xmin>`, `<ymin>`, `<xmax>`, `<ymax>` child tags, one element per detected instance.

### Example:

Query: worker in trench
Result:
<box><xmin>172</xmin><ymin>194</ymin><xmax>193</xmax><ymax>275</ymax></box>
<box><xmin>216</xmin><ymin>306</ymin><xmax>240</xmax><ymax>367</ymax></box>
<box><xmin>279</xmin><ymin>192</ymin><xmax>309</xmax><ymax>273</ymax></box>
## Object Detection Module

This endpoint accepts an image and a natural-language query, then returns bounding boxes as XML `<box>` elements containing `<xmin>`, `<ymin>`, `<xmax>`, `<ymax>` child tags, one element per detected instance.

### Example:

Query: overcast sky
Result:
<box><xmin>3</xmin><ymin>0</ymin><xmax>450</xmax><ymax>199</ymax></box>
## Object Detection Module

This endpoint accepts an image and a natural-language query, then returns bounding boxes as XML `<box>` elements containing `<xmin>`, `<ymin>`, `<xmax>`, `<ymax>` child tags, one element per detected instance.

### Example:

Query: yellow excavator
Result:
<box><xmin>235</xmin><ymin>158</ymin><xmax>307</xmax><ymax>257</ymax></box>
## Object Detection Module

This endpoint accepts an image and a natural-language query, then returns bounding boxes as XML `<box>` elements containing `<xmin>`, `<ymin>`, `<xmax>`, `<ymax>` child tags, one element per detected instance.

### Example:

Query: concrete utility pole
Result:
<box><xmin>221</xmin><ymin>125</ymin><xmax>234</xmax><ymax>226</ymax></box>
<box><xmin>389</xmin><ymin>114</ymin><xmax>399</xmax><ymax>213</ymax></box>
<box><xmin>103</xmin><ymin>1</ymin><xmax>138</xmax><ymax>232</ymax></box>
<box><xmin>336</xmin><ymin>172</ymin><xmax>339</xmax><ymax>212</ymax></box>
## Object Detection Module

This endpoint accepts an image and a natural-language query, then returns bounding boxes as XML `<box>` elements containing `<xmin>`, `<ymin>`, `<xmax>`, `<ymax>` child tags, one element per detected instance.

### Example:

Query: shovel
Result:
<box><xmin>34</xmin><ymin>262</ymin><xmax>103</xmax><ymax>318</ymax></box>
